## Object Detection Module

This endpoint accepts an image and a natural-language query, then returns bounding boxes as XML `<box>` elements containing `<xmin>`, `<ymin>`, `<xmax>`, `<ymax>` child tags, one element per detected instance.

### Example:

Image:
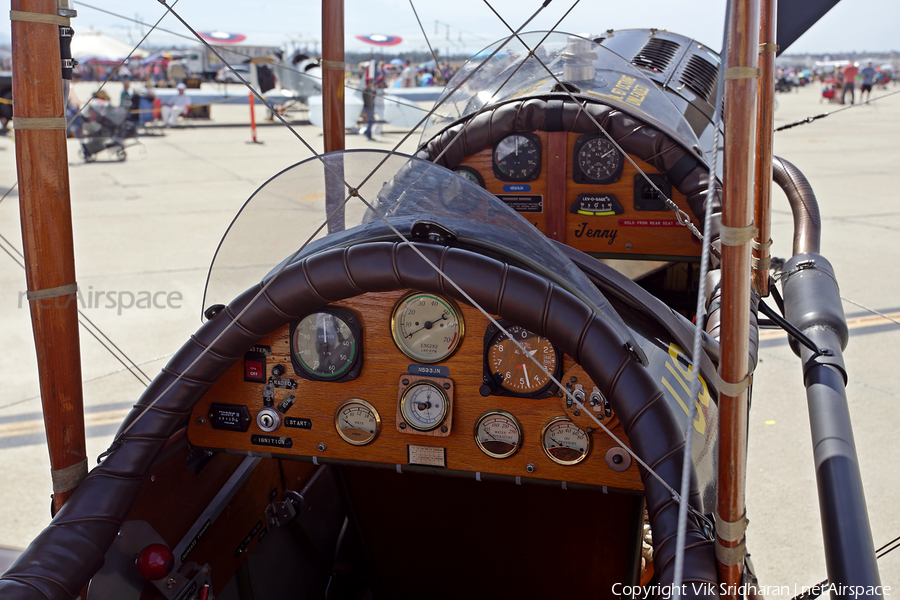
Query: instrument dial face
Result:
<box><xmin>454</xmin><ymin>166</ymin><xmax>484</xmax><ymax>187</ymax></box>
<box><xmin>487</xmin><ymin>326</ymin><xmax>558</xmax><ymax>395</ymax></box>
<box><xmin>292</xmin><ymin>310</ymin><xmax>359</xmax><ymax>380</ymax></box>
<box><xmin>493</xmin><ymin>133</ymin><xmax>541</xmax><ymax>182</ymax></box>
<box><xmin>576</xmin><ymin>136</ymin><xmax>623</xmax><ymax>184</ymax></box>
<box><xmin>400</xmin><ymin>381</ymin><xmax>450</xmax><ymax>431</ymax></box>
<box><xmin>334</xmin><ymin>399</ymin><xmax>381</xmax><ymax>446</ymax></box>
<box><xmin>474</xmin><ymin>411</ymin><xmax>523</xmax><ymax>459</ymax></box>
<box><xmin>542</xmin><ymin>416</ymin><xmax>591</xmax><ymax>465</ymax></box>
<box><xmin>391</xmin><ymin>293</ymin><xmax>464</xmax><ymax>364</ymax></box>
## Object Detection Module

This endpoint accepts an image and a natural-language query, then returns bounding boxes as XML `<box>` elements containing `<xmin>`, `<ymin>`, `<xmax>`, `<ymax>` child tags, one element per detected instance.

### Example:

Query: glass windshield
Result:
<box><xmin>421</xmin><ymin>32</ymin><xmax>700</xmax><ymax>154</ymax></box>
<box><xmin>202</xmin><ymin>150</ymin><xmax>637</xmax><ymax>347</ymax></box>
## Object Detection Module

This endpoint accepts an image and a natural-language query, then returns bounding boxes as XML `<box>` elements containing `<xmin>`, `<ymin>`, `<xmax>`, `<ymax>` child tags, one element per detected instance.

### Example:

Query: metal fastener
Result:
<box><xmin>196</xmin><ymin>416</ymin><xmax>206</xmax><ymax>425</ymax></box>
<box><xmin>440</xmin><ymin>425</ymin><xmax>448</xmax><ymax>433</ymax></box>
<box><xmin>443</xmin><ymin>382</ymin><xmax>451</xmax><ymax>390</ymax></box>
<box><xmin>317</xmin><ymin>443</ymin><xmax>326</xmax><ymax>452</ymax></box>
<box><xmin>525</xmin><ymin>463</ymin><xmax>535</xmax><ymax>474</ymax></box>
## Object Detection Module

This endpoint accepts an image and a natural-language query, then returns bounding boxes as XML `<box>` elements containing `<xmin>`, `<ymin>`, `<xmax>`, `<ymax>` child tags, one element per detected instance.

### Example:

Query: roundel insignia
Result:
<box><xmin>198</xmin><ymin>31</ymin><xmax>247</xmax><ymax>44</ymax></box>
<box><xmin>355</xmin><ymin>34</ymin><xmax>403</xmax><ymax>46</ymax></box>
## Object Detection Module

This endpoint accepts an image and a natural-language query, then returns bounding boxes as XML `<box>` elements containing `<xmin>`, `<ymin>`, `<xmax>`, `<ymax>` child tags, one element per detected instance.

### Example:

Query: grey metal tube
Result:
<box><xmin>782</xmin><ymin>253</ymin><xmax>882</xmax><ymax>596</ymax></box>
<box><xmin>773</xmin><ymin>156</ymin><xmax>821</xmax><ymax>255</ymax></box>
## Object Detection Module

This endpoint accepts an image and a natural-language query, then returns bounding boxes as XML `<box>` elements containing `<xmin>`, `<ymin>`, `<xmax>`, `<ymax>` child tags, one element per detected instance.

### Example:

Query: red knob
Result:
<box><xmin>135</xmin><ymin>543</ymin><xmax>174</xmax><ymax>581</ymax></box>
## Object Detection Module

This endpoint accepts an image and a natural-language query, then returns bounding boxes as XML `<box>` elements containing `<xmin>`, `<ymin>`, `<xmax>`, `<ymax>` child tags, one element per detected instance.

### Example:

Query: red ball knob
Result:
<box><xmin>135</xmin><ymin>543</ymin><xmax>174</xmax><ymax>581</ymax></box>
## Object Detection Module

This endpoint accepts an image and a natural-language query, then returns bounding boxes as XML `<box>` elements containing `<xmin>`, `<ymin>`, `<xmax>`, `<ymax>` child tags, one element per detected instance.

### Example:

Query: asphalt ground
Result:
<box><xmin>1</xmin><ymin>81</ymin><xmax>898</xmax><ymax>594</ymax></box>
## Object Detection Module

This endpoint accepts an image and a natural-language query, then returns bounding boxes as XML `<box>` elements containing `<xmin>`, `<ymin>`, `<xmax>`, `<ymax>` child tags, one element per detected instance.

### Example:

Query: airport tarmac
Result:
<box><xmin>0</xmin><ymin>81</ymin><xmax>898</xmax><ymax>592</ymax></box>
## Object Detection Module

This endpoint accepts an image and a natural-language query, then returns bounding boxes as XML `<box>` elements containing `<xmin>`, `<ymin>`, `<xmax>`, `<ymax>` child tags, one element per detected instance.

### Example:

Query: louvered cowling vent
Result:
<box><xmin>632</xmin><ymin>38</ymin><xmax>681</xmax><ymax>72</ymax></box>
<box><xmin>680</xmin><ymin>55</ymin><xmax>719</xmax><ymax>102</ymax></box>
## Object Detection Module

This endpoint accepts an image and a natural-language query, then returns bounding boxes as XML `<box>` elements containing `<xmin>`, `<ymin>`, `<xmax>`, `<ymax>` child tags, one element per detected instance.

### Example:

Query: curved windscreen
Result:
<box><xmin>201</xmin><ymin>150</ymin><xmax>637</xmax><ymax>347</ymax></box>
<box><xmin>421</xmin><ymin>32</ymin><xmax>700</xmax><ymax>152</ymax></box>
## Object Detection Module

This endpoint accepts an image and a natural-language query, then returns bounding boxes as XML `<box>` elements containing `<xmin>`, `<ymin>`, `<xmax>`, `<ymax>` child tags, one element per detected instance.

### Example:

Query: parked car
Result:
<box><xmin>216</xmin><ymin>63</ymin><xmax>250</xmax><ymax>83</ymax></box>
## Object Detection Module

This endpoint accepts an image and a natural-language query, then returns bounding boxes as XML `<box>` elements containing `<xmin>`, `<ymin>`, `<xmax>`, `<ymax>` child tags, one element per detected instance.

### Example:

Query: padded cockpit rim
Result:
<box><xmin>0</xmin><ymin>242</ymin><xmax>718</xmax><ymax>599</ymax></box>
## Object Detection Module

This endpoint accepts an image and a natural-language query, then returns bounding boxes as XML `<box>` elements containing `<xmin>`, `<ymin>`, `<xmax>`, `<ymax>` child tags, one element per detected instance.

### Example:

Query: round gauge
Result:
<box><xmin>493</xmin><ymin>133</ymin><xmax>542</xmax><ymax>182</ymax></box>
<box><xmin>400</xmin><ymin>381</ymin><xmax>449</xmax><ymax>431</ymax></box>
<box><xmin>334</xmin><ymin>399</ymin><xmax>381</xmax><ymax>446</ymax></box>
<box><xmin>291</xmin><ymin>308</ymin><xmax>361</xmax><ymax>381</ymax></box>
<box><xmin>390</xmin><ymin>292</ymin><xmax>464</xmax><ymax>364</ymax></box>
<box><xmin>575</xmin><ymin>136</ymin><xmax>624</xmax><ymax>184</ymax></box>
<box><xmin>454</xmin><ymin>166</ymin><xmax>485</xmax><ymax>188</ymax></box>
<box><xmin>474</xmin><ymin>411</ymin><xmax>523</xmax><ymax>459</ymax></box>
<box><xmin>486</xmin><ymin>325</ymin><xmax>559</xmax><ymax>397</ymax></box>
<box><xmin>542</xmin><ymin>416</ymin><xmax>591</xmax><ymax>465</ymax></box>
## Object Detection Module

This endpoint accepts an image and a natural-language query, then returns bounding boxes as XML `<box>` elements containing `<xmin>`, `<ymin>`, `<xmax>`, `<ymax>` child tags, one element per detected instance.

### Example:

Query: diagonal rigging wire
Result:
<box><xmin>73</xmin><ymin>0</ymin><xmax>436</xmax><ymax>119</ymax></box>
<box><xmin>841</xmin><ymin>296</ymin><xmax>900</xmax><ymax>328</ymax></box>
<box><xmin>0</xmin><ymin>231</ymin><xmax>152</xmax><ymax>386</ymax></box>
<box><xmin>479</xmin><ymin>2</ymin><xmax>711</xmax><ymax>247</ymax></box>
<box><xmin>408</xmin><ymin>0</ymin><xmax>447</xmax><ymax>86</ymax></box>
<box><xmin>102</xmin><ymin>0</ymin><xmax>699</xmax><ymax>511</ymax></box>
<box><xmin>105</xmin><ymin>0</ymin><xmax>558</xmax><ymax>449</ymax></box>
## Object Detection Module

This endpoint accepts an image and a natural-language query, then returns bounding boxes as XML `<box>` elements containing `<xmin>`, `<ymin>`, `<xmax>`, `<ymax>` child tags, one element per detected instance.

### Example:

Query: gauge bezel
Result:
<box><xmin>453</xmin><ymin>166</ymin><xmax>485</xmax><ymax>188</ymax></box>
<box><xmin>572</xmin><ymin>134</ymin><xmax>625</xmax><ymax>185</ymax></box>
<box><xmin>482</xmin><ymin>320</ymin><xmax>561</xmax><ymax>398</ymax></box>
<box><xmin>473</xmin><ymin>410</ymin><xmax>523</xmax><ymax>459</ymax></box>
<box><xmin>289</xmin><ymin>306</ymin><xmax>363</xmax><ymax>383</ymax></box>
<box><xmin>334</xmin><ymin>398</ymin><xmax>381</xmax><ymax>446</ymax></box>
<box><xmin>400</xmin><ymin>380</ymin><xmax>450</xmax><ymax>432</ymax></box>
<box><xmin>492</xmin><ymin>132</ymin><xmax>543</xmax><ymax>182</ymax></box>
<box><xmin>541</xmin><ymin>416</ymin><xmax>592</xmax><ymax>466</ymax></box>
<box><xmin>390</xmin><ymin>292</ymin><xmax>465</xmax><ymax>364</ymax></box>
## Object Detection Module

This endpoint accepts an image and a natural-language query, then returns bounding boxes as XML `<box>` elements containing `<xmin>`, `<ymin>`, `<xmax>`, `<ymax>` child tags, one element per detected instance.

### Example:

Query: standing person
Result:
<box><xmin>361</xmin><ymin>79</ymin><xmax>376</xmax><ymax>140</ymax></box>
<box><xmin>119</xmin><ymin>80</ymin><xmax>133</xmax><ymax>108</ymax></box>
<box><xmin>161</xmin><ymin>82</ymin><xmax>191</xmax><ymax>127</ymax></box>
<box><xmin>400</xmin><ymin>60</ymin><xmax>416</xmax><ymax>87</ymax></box>
<box><xmin>841</xmin><ymin>61</ymin><xmax>858</xmax><ymax>105</ymax></box>
<box><xmin>860</xmin><ymin>60</ymin><xmax>876</xmax><ymax>102</ymax></box>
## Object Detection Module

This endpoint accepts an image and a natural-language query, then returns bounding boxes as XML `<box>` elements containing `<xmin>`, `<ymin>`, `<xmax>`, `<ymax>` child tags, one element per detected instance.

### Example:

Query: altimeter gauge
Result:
<box><xmin>542</xmin><ymin>416</ymin><xmax>591</xmax><ymax>465</ymax></box>
<box><xmin>474</xmin><ymin>411</ymin><xmax>523</xmax><ymax>459</ymax></box>
<box><xmin>334</xmin><ymin>399</ymin><xmax>381</xmax><ymax>446</ymax></box>
<box><xmin>484</xmin><ymin>323</ymin><xmax>560</xmax><ymax>398</ymax></box>
<box><xmin>391</xmin><ymin>292</ymin><xmax>464</xmax><ymax>364</ymax></box>
<box><xmin>573</xmin><ymin>134</ymin><xmax>624</xmax><ymax>184</ymax></box>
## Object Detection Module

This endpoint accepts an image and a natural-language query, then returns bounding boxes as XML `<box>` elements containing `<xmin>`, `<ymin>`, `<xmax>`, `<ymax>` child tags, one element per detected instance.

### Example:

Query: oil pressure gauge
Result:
<box><xmin>542</xmin><ymin>416</ymin><xmax>591</xmax><ymax>465</ymax></box>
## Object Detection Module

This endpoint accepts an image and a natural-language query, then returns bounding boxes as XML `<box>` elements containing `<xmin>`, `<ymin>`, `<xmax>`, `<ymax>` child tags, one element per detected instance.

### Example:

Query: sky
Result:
<box><xmin>3</xmin><ymin>0</ymin><xmax>899</xmax><ymax>56</ymax></box>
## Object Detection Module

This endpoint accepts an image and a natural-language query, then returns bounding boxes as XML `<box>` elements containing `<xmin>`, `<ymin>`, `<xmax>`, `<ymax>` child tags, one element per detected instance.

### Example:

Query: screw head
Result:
<box><xmin>625</xmin><ymin>243</ymin><xmax>633</xmax><ymax>250</ymax></box>
<box><xmin>525</xmin><ymin>463</ymin><xmax>536</xmax><ymax>473</ymax></box>
<box><xmin>573</xmin><ymin>409</ymin><xmax>581</xmax><ymax>417</ymax></box>
<box><xmin>401</xmin><ymin>378</ymin><xmax>410</xmax><ymax>386</ymax></box>
<box><xmin>440</xmin><ymin>425</ymin><xmax>448</xmax><ymax>433</ymax></box>
<box><xmin>399</xmin><ymin>422</ymin><xmax>407</xmax><ymax>429</ymax></box>
<box><xmin>443</xmin><ymin>382</ymin><xmax>451</xmax><ymax>390</ymax></box>
<box><xmin>317</xmin><ymin>443</ymin><xmax>326</xmax><ymax>452</ymax></box>
<box><xmin>196</xmin><ymin>416</ymin><xmax>206</xmax><ymax>425</ymax></box>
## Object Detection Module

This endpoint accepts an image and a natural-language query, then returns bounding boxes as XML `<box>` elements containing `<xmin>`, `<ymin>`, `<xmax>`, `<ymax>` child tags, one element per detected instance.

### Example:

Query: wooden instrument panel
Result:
<box><xmin>459</xmin><ymin>131</ymin><xmax>702</xmax><ymax>259</ymax></box>
<box><xmin>188</xmin><ymin>290</ymin><xmax>643</xmax><ymax>491</ymax></box>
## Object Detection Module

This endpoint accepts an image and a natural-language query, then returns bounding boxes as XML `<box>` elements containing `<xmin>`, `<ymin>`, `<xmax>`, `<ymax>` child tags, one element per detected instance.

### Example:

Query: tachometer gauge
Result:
<box><xmin>334</xmin><ymin>399</ymin><xmax>381</xmax><ymax>446</ymax></box>
<box><xmin>573</xmin><ymin>135</ymin><xmax>624</xmax><ymax>184</ymax></box>
<box><xmin>484</xmin><ymin>323</ymin><xmax>560</xmax><ymax>398</ymax></box>
<box><xmin>400</xmin><ymin>381</ymin><xmax>449</xmax><ymax>431</ymax></box>
<box><xmin>542</xmin><ymin>416</ymin><xmax>591</xmax><ymax>465</ymax></box>
<box><xmin>290</xmin><ymin>307</ymin><xmax>362</xmax><ymax>382</ymax></box>
<box><xmin>492</xmin><ymin>133</ymin><xmax>542</xmax><ymax>182</ymax></box>
<box><xmin>474</xmin><ymin>411</ymin><xmax>523</xmax><ymax>459</ymax></box>
<box><xmin>391</xmin><ymin>292</ymin><xmax>464</xmax><ymax>364</ymax></box>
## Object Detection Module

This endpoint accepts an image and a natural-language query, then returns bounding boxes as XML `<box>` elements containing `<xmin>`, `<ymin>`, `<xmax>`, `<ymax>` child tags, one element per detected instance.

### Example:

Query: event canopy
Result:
<box><xmin>70</xmin><ymin>29</ymin><xmax>148</xmax><ymax>61</ymax></box>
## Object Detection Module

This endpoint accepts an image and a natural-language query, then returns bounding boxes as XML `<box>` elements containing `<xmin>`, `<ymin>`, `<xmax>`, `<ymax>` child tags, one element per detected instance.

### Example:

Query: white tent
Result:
<box><xmin>70</xmin><ymin>29</ymin><xmax>148</xmax><ymax>60</ymax></box>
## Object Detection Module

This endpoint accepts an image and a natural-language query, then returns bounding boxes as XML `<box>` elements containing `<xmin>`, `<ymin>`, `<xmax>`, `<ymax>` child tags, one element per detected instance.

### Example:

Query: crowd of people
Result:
<box><xmin>776</xmin><ymin>62</ymin><xmax>894</xmax><ymax>105</ymax></box>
